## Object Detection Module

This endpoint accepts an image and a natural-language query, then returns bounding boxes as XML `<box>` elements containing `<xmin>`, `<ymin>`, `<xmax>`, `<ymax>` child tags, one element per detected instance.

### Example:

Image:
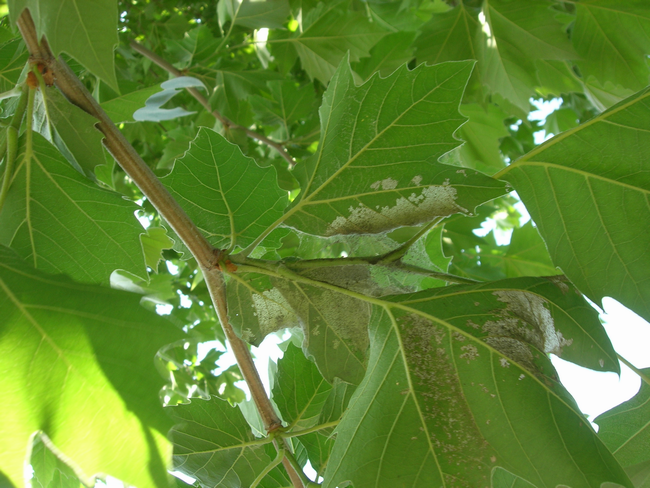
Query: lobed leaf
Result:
<box><xmin>498</xmin><ymin>86</ymin><xmax>650</xmax><ymax>323</ymax></box>
<box><xmin>33</xmin><ymin>88</ymin><xmax>105</xmax><ymax>177</ymax></box>
<box><xmin>324</xmin><ymin>299</ymin><xmax>629</xmax><ymax>488</ymax></box>
<box><xmin>0</xmin><ymin>133</ymin><xmax>146</xmax><ymax>284</ymax></box>
<box><xmin>272</xmin><ymin>343</ymin><xmax>332</xmax><ymax>430</ymax></box>
<box><xmin>280</xmin><ymin>59</ymin><xmax>507</xmax><ymax>239</ymax></box>
<box><xmin>0</xmin><ymin>246</ymin><xmax>181</xmax><ymax>488</ymax></box>
<box><xmin>8</xmin><ymin>0</ymin><xmax>119</xmax><ymax>91</ymax></box>
<box><xmin>273</xmin><ymin>0</ymin><xmax>386</xmax><ymax>84</ymax></box>
<box><xmin>161</xmin><ymin>128</ymin><xmax>288</xmax><ymax>251</ymax></box>
<box><xmin>169</xmin><ymin>397</ymin><xmax>290</xmax><ymax>488</ymax></box>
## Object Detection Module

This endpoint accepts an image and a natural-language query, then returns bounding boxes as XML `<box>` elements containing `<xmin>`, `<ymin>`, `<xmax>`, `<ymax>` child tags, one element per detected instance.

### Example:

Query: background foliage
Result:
<box><xmin>0</xmin><ymin>0</ymin><xmax>649</xmax><ymax>487</ymax></box>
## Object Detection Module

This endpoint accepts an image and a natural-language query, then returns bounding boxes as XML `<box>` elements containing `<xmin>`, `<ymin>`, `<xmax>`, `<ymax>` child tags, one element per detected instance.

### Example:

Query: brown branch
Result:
<box><xmin>16</xmin><ymin>9</ymin><xmax>301</xmax><ymax>487</ymax></box>
<box><xmin>129</xmin><ymin>40</ymin><xmax>297</xmax><ymax>169</ymax></box>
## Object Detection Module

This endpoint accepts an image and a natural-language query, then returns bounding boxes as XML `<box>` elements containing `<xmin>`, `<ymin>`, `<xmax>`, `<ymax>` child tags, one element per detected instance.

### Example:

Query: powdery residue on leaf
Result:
<box><xmin>494</xmin><ymin>290</ymin><xmax>573</xmax><ymax>355</ymax></box>
<box><xmin>395</xmin><ymin>311</ymin><xmax>497</xmax><ymax>480</ymax></box>
<box><xmin>247</xmin><ymin>287</ymin><xmax>298</xmax><ymax>341</ymax></box>
<box><xmin>477</xmin><ymin>291</ymin><xmax>573</xmax><ymax>376</ymax></box>
<box><xmin>370</xmin><ymin>177</ymin><xmax>399</xmax><ymax>190</ymax></box>
<box><xmin>326</xmin><ymin>184</ymin><xmax>468</xmax><ymax>236</ymax></box>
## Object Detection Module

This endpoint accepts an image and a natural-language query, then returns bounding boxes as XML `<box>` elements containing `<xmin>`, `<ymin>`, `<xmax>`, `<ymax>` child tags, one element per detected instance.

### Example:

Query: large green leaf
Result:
<box><xmin>227</xmin><ymin>270</ymin><xmax>370</xmax><ymax>384</ymax></box>
<box><xmin>276</xmin><ymin>59</ymin><xmax>507</xmax><ymax>239</ymax></box>
<box><xmin>8</xmin><ymin>0</ymin><xmax>119</xmax><ymax>91</ymax></box>
<box><xmin>323</xmin><ymin>288</ymin><xmax>629</xmax><ymax>488</ymax></box>
<box><xmin>0</xmin><ymin>246</ymin><xmax>181</xmax><ymax>488</ymax></box>
<box><xmin>414</xmin><ymin>3</ymin><xmax>480</xmax><ymax>67</ymax></box>
<box><xmin>169</xmin><ymin>397</ymin><xmax>290</xmax><ymax>488</ymax></box>
<box><xmin>273</xmin><ymin>1</ymin><xmax>386</xmax><ymax>84</ymax></box>
<box><xmin>498</xmin><ymin>87</ymin><xmax>650</xmax><ymax>323</ymax></box>
<box><xmin>161</xmin><ymin>128</ymin><xmax>288</xmax><ymax>251</ymax></box>
<box><xmin>385</xmin><ymin>277</ymin><xmax>619</xmax><ymax>374</ymax></box>
<box><xmin>572</xmin><ymin>1</ymin><xmax>650</xmax><ymax>92</ymax></box>
<box><xmin>0</xmin><ymin>133</ymin><xmax>146</xmax><ymax>284</ymax></box>
<box><xmin>595</xmin><ymin>369</ymin><xmax>650</xmax><ymax>469</ymax></box>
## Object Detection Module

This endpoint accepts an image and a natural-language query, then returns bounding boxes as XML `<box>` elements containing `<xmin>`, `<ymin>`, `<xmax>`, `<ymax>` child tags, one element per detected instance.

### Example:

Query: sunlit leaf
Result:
<box><xmin>0</xmin><ymin>246</ymin><xmax>181</xmax><ymax>488</ymax></box>
<box><xmin>572</xmin><ymin>1</ymin><xmax>650</xmax><ymax>92</ymax></box>
<box><xmin>273</xmin><ymin>1</ymin><xmax>386</xmax><ymax>84</ymax></box>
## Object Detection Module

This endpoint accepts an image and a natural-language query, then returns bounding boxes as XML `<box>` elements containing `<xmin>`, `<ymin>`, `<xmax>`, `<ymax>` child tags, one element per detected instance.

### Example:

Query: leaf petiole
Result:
<box><xmin>250</xmin><ymin>447</ymin><xmax>284</xmax><ymax>488</ymax></box>
<box><xmin>0</xmin><ymin>85</ymin><xmax>29</xmax><ymax>212</ymax></box>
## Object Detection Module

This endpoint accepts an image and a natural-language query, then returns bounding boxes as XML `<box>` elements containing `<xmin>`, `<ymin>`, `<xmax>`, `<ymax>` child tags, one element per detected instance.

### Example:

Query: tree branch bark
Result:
<box><xmin>129</xmin><ymin>40</ymin><xmax>297</xmax><ymax>168</ymax></box>
<box><xmin>15</xmin><ymin>8</ymin><xmax>300</xmax><ymax>486</ymax></box>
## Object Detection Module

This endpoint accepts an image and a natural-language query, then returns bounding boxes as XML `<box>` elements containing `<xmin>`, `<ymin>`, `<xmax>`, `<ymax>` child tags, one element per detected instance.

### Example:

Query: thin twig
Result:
<box><xmin>129</xmin><ymin>40</ymin><xmax>297</xmax><ymax>168</ymax></box>
<box><xmin>376</xmin><ymin>217</ymin><xmax>444</xmax><ymax>265</ymax></box>
<box><xmin>16</xmin><ymin>9</ymin><xmax>302</xmax><ymax>486</ymax></box>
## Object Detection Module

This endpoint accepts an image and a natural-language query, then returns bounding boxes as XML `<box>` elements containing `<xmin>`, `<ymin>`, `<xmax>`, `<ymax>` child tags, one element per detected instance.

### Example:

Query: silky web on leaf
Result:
<box><xmin>474</xmin><ymin>291</ymin><xmax>574</xmax><ymax>376</ymax></box>
<box><xmin>246</xmin><ymin>287</ymin><xmax>298</xmax><ymax>342</ymax></box>
<box><xmin>326</xmin><ymin>183</ymin><xmax>468</xmax><ymax>236</ymax></box>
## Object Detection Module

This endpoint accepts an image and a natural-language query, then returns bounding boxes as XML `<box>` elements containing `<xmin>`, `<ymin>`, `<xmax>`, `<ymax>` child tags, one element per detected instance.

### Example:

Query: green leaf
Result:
<box><xmin>213</xmin><ymin>69</ymin><xmax>283</xmax><ymax>126</ymax></box>
<box><xmin>595</xmin><ymin>368</ymin><xmax>650</xmax><ymax>468</ymax></box>
<box><xmin>323</xmin><ymin>294</ymin><xmax>629</xmax><ymax>488</ymax></box>
<box><xmin>272</xmin><ymin>342</ymin><xmax>332</xmax><ymax>430</ymax></box>
<box><xmin>0</xmin><ymin>133</ymin><xmax>146</xmax><ymax>284</ymax></box>
<box><xmin>414</xmin><ymin>4</ymin><xmax>480</xmax><ymax>67</ymax></box>
<box><xmin>624</xmin><ymin>459</ymin><xmax>650</xmax><ymax>488</ymax></box>
<box><xmin>450</xmin><ymin>102</ymin><xmax>509</xmax><ymax>173</ymax></box>
<box><xmin>477</xmin><ymin>0</ymin><xmax>578</xmax><ymax>114</ymax></box>
<box><xmin>352</xmin><ymin>31</ymin><xmax>416</xmax><ymax>81</ymax></box>
<box><xmin>572</xmin><ymin>1</ymin><xmax>650</xmax><ymax>93</ymax></box>
<box><xmin>491</xmin><ymin>467</ymin><xmax>537</xmax><ymax>488</ymax></box>
<box><xmin>279</xmin><ymin>59</ymin><xmax>507</xmax><ymax>238</ymax></box>
<box><xmin>500</xmin><ymin>222</ymin><xmax>558</xmax><ymax>277</ymax></box>
<box><xmin>0</xmin><ymin>246</ymin><xmax>181</xmax><ymax>488</ymax></box>
<box><xmin>249</xmin><ymin>80</ymin><xmax>318</xmax><ymax>140</ymax></box>
<box><xmin>29</xmin><ymin>433</ymin><xmax>83</xmax><ymax>488</ymax></box>
<box><xmin>228</xmin><ymin>271</ymin><xmax>370</xmax><ymax>384</ymax></box>
<box><xmin>386</xmin><ymin>276</ymin><xmax>619</xmax><ymax>374</ymax></box>
<box><xmin>169</xmin><ymin>397</ymin><xmax>289</xmax><ymax>487</ymax></box>
<box><xmin>498</xmin><ymin>87</ymin><xmax>650</xmax><ymax>323</ymax></box>
<box><xmin>8</xmin><ymin>0</ymin><xmax>119</xmax><ymax>91</ymax></box>
<box><xmin>275</xmin><ymin>1</ymin><xmax>386</xmax><ymax>84</ymax></box>
<box><xmin>227</xmin><ymin>272</ymin><xmax>299</xmax><ymax>346</ymax></box>
<box><xmin>0</xmin><ymin>37</ymin><xmax>28</xmax><ymax>93</ymax></box>
<box><xmin>161</xmin><ymin>128</ymin><xmax>288</xmax><ymax>251</ymax></box>
<box><xmin>141</xmin><ymin>226</ymin><xmax>174</xmax><ymax>271</ymax></box>
<box><xmin>165</xmin><ymin>25</ymin><xmax>220</xmax><ymax>70</ymax></box>
<box><xmin>218</xmin><ymin>0</ymin><xmax>290</xmax><ymax>29</ymax></box>
<box><xmin>100</xmin><ymin>84</ymin><xmax>163</xmax><ymax>124</ymax></box>
<box><xmin>34</xmin><ymin>88</ymin><xmax>105</xmax><ymax>177</ymax></box>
